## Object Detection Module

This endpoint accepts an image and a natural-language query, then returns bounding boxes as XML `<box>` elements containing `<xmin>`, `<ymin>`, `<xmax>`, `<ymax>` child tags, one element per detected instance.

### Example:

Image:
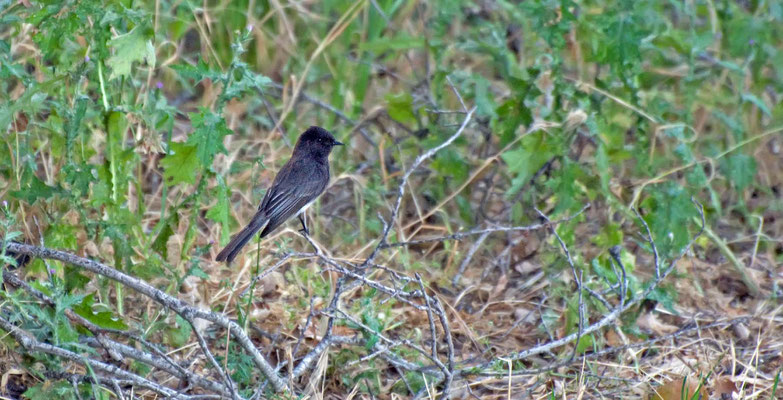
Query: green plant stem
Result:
<box><xmin>116</xmin><ymin>281</ymin><xmax>124</xmax><ymax>315</ymax></box>
<box><xmin>97</xmin><ymin>61</ymin><xmax>110</xmax><ymax>111</ymax></box>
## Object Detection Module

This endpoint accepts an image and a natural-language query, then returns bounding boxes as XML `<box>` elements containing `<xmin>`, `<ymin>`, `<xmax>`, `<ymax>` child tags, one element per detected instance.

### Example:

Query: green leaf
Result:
<box><xmin>386</xmin><ymin>92</ymin><xmax>416</xmax><ymax>125</ymax></box>
<box><xmin>641</xmin><ymin>182</ymin><xmax>699</xmax><ymax>257</ymax></box>
<box><xmin>646</xmin><ymin>286</ymin><xmax>678</xmax><ymax>314</ymax></box>
<box><xmin>24</xmin><ymin>381</ymin><xmax>77</xmax><ymax>400</ymax></box>
<box><xmin>206</xmin><ymin>175</ymin><xmax>231</xmax><ymax>245</ymax></box>
<box><xmin>166</xmin><ymin>314</ymin><xmax>192</xmax><ymax>348</ymax></box>
<box><xmin>73</xmin><ymin>294</ymin><xmax>128</xmax><ymax>330</ymax></box>
<box><xmin>62</xmin><ymin>163</ymin><xmax>96</xmax><ymax>198</ymax></box>
<box><xmin>186</xmin><ymin>264</ymin><xmax>210</xmax><ymax>280</ymax></box>
<box><xmin>359</xmin><ymin>35</ymin><xmax>425</xmax><ymax>52</ymax></box>
<box><xmin>741</xmin><ymin>93</ymin><xmax>771</xmax><ymax>117</ymax></box>
<box><xmin>592</xmin><ymin>223</ymin><xmax>623</xmax><ymax>248</ymax></box>
<box><xmin>152</xmin><ymin>211</ymin><xmax>180</xmax><ymax>260</ymax></box>
<box><xmin>432</xmin><ymin>148</ymin><xmax>468</xmax><ymax>181</ymax></box>
<box><xmin>171</xmin><ymin>59</ymin><xmax>224</xmax><ymax>82</ymax></box>
<box><xmin>161</xmin><ymin>142</ymin><xmax>199</xmax><ymax>185</ymax></box>
<box><xmin>64</xmin><ymin>265</ymin><xmax>91</xmax><ymax>292</ymax></box>
<box><xmin>474</xmin><ymin>75</ymin><xmax>497</xmax><ymax>118</ymax></box>
<box><xmin>10</xmin><ymin>174</ymin><xmax>60</xmax><ymax>204</ymax></box>
<box><xmin>501</xmin><ymin>131</ymin><xmax>555</xmax><ymax>197</ymax></box>
<box><xmin>107</xmin><ymin>27</ymin><xmax>155</xmax><ymax>80</ymax></box>
<box><xmin>65</xmin><ymin>96</ymin><xmax>89</xmax><ymax>159</ymax></box>
<box><xmin>591</xmin><ymin>257</ymin><xmax>618</xmax><ymax>284</ymax></box>
<box><xmin>106</xmin><ymin>111</ymin><xmax>127</xmax><ymax>204</ymax></box>
<box><xmin>720</xmin><ymin>153</ymin><xmax>757</xmax><ymax>191</ymax></box>
<box><xmin>595</xmin><ymin>141</ymin><xmax>610</xmax><ymax>194</ymax></box>
<box><xmin>186</xmin><ymin>109</ymin><xmax>232</xmax><ymax>167</ymax></box>
<box><xmin>222</xmin><ymin>66</ymin><xmax>272</xmax><ymax>101</ymax></box>
<box><xmin>545</xmin><ymin>159</ymin><xmax>583</xmax><ymax>214</ymax></box>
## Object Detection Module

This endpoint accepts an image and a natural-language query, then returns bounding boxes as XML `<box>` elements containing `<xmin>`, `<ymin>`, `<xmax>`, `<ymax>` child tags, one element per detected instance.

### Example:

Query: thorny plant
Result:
<box><xmin>3</xmin><ymin>101</ymin><xmax>725</xmax><ymax>399</ymax></box>
<box><xmin>2</xmin><ymin>1</ymin><xmax>782</xmax><ymax>399</ymax></box>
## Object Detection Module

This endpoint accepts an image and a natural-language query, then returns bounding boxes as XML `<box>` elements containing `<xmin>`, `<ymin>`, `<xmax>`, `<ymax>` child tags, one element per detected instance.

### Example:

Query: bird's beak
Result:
<box><xmin>333</xmin><ymin>140</ymin><xmax>344</xmax><ymax>146</ymax></box>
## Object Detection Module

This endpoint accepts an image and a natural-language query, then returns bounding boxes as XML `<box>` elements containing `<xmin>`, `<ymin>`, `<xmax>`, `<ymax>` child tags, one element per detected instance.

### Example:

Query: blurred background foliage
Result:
<box><xmin>1</xmin><ymin>0</ymin><xmax>782</xmax><ymax>397</ymax></box>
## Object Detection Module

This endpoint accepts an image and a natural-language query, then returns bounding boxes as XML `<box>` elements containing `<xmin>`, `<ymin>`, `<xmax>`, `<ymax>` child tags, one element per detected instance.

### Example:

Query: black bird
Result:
<box><xmin>216</xmin><ymin>126</ymin><xmax>343</xmax><ymax>263</ymax></box>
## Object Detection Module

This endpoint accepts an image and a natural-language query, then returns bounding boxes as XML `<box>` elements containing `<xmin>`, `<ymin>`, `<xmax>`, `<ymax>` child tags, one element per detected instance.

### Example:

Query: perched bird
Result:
<box><xmin>216</xmin><ymin>126</ymin><xmax>343</xmax><ymax>263</ymax></box>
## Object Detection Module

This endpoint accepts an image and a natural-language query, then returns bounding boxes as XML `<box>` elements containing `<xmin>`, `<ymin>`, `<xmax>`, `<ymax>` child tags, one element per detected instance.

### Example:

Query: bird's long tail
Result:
<box><xmin>215</xmin><ymin>212</ymin><xmax>269</xmax><ymax>263</ymax></box>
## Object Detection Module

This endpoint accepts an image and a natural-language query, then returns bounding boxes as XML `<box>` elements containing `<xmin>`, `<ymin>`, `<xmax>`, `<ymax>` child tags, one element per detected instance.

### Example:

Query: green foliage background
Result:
<box><xmin>1</xmin><ymin>0</ymin><xmax>781</xmax><ymax>397</ymax></box>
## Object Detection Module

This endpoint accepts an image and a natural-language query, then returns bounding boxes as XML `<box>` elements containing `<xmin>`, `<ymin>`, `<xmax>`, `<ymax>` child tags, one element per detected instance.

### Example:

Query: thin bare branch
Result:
<box><xmin>4</xmin><ymin>242</ymin><xmax>288</xmax><ymax>393</ymax></box>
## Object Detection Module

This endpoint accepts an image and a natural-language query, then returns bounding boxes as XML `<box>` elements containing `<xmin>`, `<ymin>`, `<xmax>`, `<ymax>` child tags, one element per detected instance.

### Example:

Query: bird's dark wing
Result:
<box><xmin>257</xmin><ymin>157</ymin><xmax>329</xmax><ymax>237</ymax></box>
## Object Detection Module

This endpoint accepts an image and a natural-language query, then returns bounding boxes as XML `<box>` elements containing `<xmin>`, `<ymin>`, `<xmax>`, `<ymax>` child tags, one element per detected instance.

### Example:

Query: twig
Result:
<box><xmin>241</xmin><ymin>253</ymin><xmax>294</xmax><ymax>297</ymax></box>
<box><xmin>0</xmin><ymin>316</ymin><xmax>185</xmax><ymax>399</ymax></box>
<box><xmin>535</xmin><ymin>207</ymin><xmax>585</xmax><ymax>364</ymax></box>
<box><xmin>452</xmin><ymin>230</ymin><xmax>490</xmax><ymax>287</ymax></box>
<box><xmin>259</xmin><ymin>90</ymin><xmax>291</xmax><ymax>148</ymax></box>
<box><xmin>476</xmin><ymin>199</ymin><xmax>706</xmax><ymax>367</ymax></box>
<box><xmin>0</xmin><ymin>269</ymin><xmax>232</xmax><ymax>396</ymax></box>
<box><xmin>4</xmin><ymin>242</ymin><xmax>288</xmax><ymax>393</ymax></box>
<box><xmin>471</xmin><ymin>316</ymin><xmax>749</xmax><ymax>377</ymax></box>
<box><xmin>608</xmin><ymin>245</ymin><xmax>628</xmax><ymax>310</ymax></box>
<box><xmin>291</xmin><ymin>296</ymin><xmax>317</xmax><ymax>359</ymax></box>
<box><xmin>382</xmin><ymin>203</ymin><xmax>589</xmax><ymax>249</ymax></box>
<box><xmin>434</xmin><ymin>297</ymin><xmax>455</xmax><ymax>396</ymax></box>
<box><xmin>289</xmin><ymin>251</ymin><xmax>426</xmax><ymax>307</ymax></box>
<box><xmin>183</xmin><ymin>314</ymin><xmax>240</xmax><ymax>400</ymax></box>
<box><xmin>416</xmin><ymin>273</ymin><xmax>448</xmax><ymax>383</ymax></box>
<box><xmin>634</xmin><ymin>208</ymin><xmax>661</xmax><ymax>279</ymax></box>
<box><xmin>364</xmin><ymin>106</ymin><xmax>477</xmax><ymax>267</ymax></box>
<box><xmin>446</xmin><ymin>76</ymin><xmax>468</xmax><ymax>112</ymax></box>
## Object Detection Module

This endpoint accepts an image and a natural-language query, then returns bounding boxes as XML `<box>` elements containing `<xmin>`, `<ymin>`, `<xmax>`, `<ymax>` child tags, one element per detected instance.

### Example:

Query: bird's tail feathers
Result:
<box><xmin>215</xmin><ymin>213</ymin><xmax>269</xmax><ymax>263</ymax></box>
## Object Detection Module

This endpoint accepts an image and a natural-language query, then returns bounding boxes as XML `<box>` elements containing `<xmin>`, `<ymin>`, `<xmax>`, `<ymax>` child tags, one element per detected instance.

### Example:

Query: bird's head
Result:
<box><xmin>295</xmin><ymin>126</ymin><xmax>343</xmax><ymax>158</ymax></box>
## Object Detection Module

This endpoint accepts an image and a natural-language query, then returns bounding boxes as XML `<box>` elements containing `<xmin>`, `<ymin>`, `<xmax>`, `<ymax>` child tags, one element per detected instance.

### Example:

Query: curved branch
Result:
<box><xmin>4</xmin><ymin>242</ymin><xmax>288</xmax><ymax>394</ymax></box>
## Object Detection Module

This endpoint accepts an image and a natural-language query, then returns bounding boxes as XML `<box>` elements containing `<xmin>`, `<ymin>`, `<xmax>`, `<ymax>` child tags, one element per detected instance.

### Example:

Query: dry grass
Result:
<box><xmin>2</xmin><ymin>1</ymin><xmax>783</xmax><ymax>399</ymax></box>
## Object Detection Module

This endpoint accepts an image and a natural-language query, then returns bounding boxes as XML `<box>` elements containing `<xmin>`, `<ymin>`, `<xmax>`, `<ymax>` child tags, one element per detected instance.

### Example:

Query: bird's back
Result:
<box><xmin>257</xmin><ymin>156</ymin><xmax>329</xmax><ymax>237</ymax></box>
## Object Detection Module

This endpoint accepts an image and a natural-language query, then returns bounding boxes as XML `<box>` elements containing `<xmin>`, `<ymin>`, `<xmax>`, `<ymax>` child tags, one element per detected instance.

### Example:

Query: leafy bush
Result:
<box><xmin>1</xmin><ymin>0</ymin><xmax>781</xmax><ymax>398</ymax></box>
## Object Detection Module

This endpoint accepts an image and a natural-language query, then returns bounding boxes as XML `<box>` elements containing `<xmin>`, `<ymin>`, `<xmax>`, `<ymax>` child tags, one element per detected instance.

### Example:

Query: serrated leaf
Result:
<box><xmin>641</xmin><ymin>182</ymin><xmax>699</xmax><ymax>257</ymax></box>
<box><xmin>10</xmin><ymin>174</ymin><xmax>61</xmax><ymax>204</ymax></box>
<box><xmin>545</xmin><ymin>159</ymin><xmax>583</xmax><ymax>214</ymax></box>
<box><xmin>206</xmin><ymin>175</ymin><xmax>231</xmax><ymax>245</ymax></box>
<box><xmin>65</xmin><ymin>96</ymin><xmax>88</xmax><ymax>159</ymax></box>
<box><xmin>186</xmin><ymin>109</ymin><xmax>232</xmax><ymax>167</ymax></box>
<box><xmin>222</xmin><ymin>67</ymin><xmax>272</xmax><ymax>101</ymax></box>
<box><xmin>152</xmin><ymin>212</ymin><xmax>179</xmax><ymax>259</ymax></box>
<box><xmin>474</xmin><ymin>75</ymin><xmax>497</xmax><ymax>118</ymax></box>
<box><xmin>186</xmin><ymin>264</ymin><xmax>210</xmax><ymax>280</ymax></box>
<box><xmin>161</xmin><ymin>142</ymin><xmax>199</xmax><ymax>185</ymax></box>
<box><xmin>107</xmin><ymin>27</ymin><xmax>155</xmax><ymax>80</ymax></box>
<box><xmin>171</xmin><ymin>59</ymin><xmax>224</xmax><ymax>82</ymax></box>
<box><xmin>501</xmin><ymin>132</ymin><xmax>554</xmax><ymax>197</ymax></box>
<box><xmin>106</xmin><ymin>111</ymin><xmax>126</xmax><ymax>204</ymax></box>
<box><xmin>62</xmin><ymin>163</ymin><xmax>96</xmax><ymax>198</ymax></box>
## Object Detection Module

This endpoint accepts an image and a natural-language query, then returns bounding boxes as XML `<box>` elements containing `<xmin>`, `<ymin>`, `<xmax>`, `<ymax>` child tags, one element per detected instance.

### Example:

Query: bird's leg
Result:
<box><xmin>298</xmin><ymin>213</ymin><xmax>309</xmax><ymax>236</ymax></box>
